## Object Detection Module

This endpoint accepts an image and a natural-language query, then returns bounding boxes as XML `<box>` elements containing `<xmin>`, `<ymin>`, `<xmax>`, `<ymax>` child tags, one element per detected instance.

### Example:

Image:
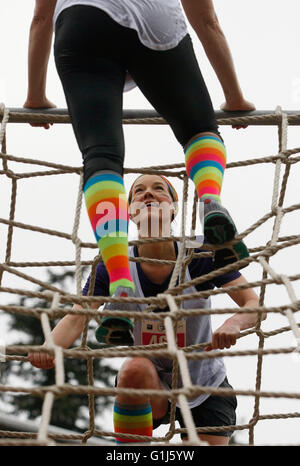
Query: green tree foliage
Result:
<box><xmin>2</xmin><ymin>267</ymin><xmax>118</xmax><ymax>433</ymax></box>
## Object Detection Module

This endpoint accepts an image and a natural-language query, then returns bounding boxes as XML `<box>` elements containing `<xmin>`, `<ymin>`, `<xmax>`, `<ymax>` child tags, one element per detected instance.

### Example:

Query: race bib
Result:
<box><xmin>141</xmin><ymin>319</ymin><xmax>186</xmax><ymax>348</ymax></box>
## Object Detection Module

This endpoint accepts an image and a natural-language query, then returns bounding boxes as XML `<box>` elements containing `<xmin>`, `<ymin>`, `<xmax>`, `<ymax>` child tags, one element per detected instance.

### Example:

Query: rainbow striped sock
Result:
<box><xmin>83</xmin><ymin>171</ymin><xmax>135</xmax><ymax>296</ymax></box>
<box><xmin>113</xmin><ymin>401</ymin><xmax>153</xmax><ymax>444</ymax></box>
<box><xmin>185</xmin><ymin>135</ymin><xmax>227</xmax><ymax>203</ymax></box>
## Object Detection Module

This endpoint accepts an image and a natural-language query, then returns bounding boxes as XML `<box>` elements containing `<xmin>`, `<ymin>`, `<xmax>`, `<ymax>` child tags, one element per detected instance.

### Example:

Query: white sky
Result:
<box><xmin>1</xmin><ymin>0</ymin><xmax>300</xmax><ymax>446</ymax></box>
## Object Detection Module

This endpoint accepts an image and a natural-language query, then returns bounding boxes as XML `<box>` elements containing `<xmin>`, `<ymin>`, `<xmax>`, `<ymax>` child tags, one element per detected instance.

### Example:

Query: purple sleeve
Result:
<box><xmin>188</xmin><ymin>253</ymin><xmax>241</xmax><ymax>291</ymax></box>
<box><xmin>82</xmin><ymin>261</ymin><xmax>109</xmax><ymax>296</ymax></box>
<box><xmin>212</xmin><ymin>269</ymin><xmax>241</xmax><ymax>287</ymax></box>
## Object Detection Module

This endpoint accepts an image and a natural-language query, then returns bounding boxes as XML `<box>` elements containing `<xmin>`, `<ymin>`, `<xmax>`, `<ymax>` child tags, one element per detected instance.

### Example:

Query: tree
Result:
<box><xmin>2</xmin><ymin>267</ymin><xmax>118</xmax><ymax>433</ymax></box>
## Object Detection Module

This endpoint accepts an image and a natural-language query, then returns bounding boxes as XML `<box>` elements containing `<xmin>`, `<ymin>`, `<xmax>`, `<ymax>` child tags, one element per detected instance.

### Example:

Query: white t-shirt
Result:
<box><xmin>53</xmin><ymin>0</ymin><xmax>188</xmax><ymax>51</ymax></box>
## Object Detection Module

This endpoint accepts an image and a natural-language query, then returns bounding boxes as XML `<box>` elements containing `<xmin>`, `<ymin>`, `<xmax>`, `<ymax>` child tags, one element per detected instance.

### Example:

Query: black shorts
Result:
<box><xmin>153</xmin><ymin>377</ymin><xmax>237</xmax><ymax>438</ymax></box>
<box><xmin>54</xmin><ymin>5</ymin><xmax>219</xmax><ymax>183</ymax></box>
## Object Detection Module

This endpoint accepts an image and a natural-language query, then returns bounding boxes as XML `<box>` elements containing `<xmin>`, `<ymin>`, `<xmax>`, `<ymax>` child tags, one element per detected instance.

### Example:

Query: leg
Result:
<box><xmin>198</xmin><ymin>434</ymin><xmax>229</xmax><ymax>446</ymax></box>
<box><xmin>114</xmin><ymin>357</ymin><xmax>168</xmax><ymax>444</ymax></box>
<box><xmin>185</xmin><ymin>127</ymin><xmax>249</xmax><ymax>265</ymax></box>
<box><xmin>54</xmin><ymin>7</ymin><xmax>136</xmax><ymax>344</ymax></box>
<box><xmin>126</xmin><ymin>34</ymin><xmax>249</xmax><ymax>266</ymax></box>
<box><xmin>184</xmin><ymin>131</ymin><xmax>225</xmax><ymax>204</ymax></box>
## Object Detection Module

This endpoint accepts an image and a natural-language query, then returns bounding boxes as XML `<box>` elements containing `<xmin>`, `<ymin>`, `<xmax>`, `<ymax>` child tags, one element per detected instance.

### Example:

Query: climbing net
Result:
<box><xmin>0</xmin><ymin>104</ymin><xmax>300</xmax><ymax>446</ymax></box>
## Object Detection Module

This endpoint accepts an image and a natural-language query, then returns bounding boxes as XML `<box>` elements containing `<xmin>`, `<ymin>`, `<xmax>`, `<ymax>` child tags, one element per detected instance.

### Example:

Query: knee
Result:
<box><xmin>83</xmin><ymin>146</ymin><xmax>124</xmax><ymax>183</ymax></box>
<box><xmin>117</xmin><ymin>358</ymin><xmax>158</xmax><ymax>389</ymax></box>
<box><xmin>184</xmin><ymin>131</ymin><xmax>223</xmax><ymax>150</ymax></box>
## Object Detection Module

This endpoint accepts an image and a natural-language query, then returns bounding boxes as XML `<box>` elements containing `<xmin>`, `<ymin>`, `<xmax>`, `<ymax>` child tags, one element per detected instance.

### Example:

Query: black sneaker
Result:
<box><xmin>201</xmin><ymin>198</ymin><xmax>249</xmax><ymax>267</ymax></box>
<box><xmin>95</xmin><ymin>287</ymin><xmax>135</xmax><ymax>346</ymax></box>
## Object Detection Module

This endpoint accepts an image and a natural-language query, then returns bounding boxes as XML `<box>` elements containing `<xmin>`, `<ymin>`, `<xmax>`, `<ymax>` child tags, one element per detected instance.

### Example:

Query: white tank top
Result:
<box><xmin>53</xmin><ymin>0</ymin><xmax>188</xmax><ymax>51</ymax></box>
<box><xmin>129</xmin><ymin>238</ymin><xmax>226</xmax><ymax>409</ymax></box>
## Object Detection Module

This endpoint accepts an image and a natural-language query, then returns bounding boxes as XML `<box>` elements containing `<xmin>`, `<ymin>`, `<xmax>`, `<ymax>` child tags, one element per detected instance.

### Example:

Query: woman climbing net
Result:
<box><xmin>0</xmin><ymin>105</ymin><xmax>300</xmax><ymax>446</ymax></box>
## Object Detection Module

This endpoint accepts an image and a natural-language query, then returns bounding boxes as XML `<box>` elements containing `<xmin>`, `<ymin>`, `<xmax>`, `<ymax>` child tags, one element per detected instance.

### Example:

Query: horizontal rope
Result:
<box><xmin>3</xmin><ymin>108</ymin><xmax>300</xmax><ymax>126</ymax></box>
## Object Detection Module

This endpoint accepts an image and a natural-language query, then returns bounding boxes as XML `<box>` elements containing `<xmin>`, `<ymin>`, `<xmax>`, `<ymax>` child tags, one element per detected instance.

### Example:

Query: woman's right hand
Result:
<box><xmin>28</xmin><ymin>351</ymin><xmax>55</xmax><ymax>369</ymax></box>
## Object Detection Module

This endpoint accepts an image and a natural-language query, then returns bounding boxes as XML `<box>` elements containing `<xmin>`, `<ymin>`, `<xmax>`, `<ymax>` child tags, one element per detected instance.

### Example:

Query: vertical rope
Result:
<box><xmin>82</xmin><ymin>355</ymin><xmax>96</xmax><ymax>444</ymax></box>
<box><xmin>249</xmin><ymin>107</ymin><xmax>289</xmax><ymax>445</ymax></box>
<box><xmin>37</xmin><ymin>392</ymin><xmax>56</xmax><ymax>445</ymax></box>
<box><xmin>166</xmin><ymin>175</ymin><xmax>190</xmax><ymax>441</ymax></box>
<box><xmin>37</xmin><ymin>293</ymin><xmax>65</xmax><ymax>445</ymax></box>
<box><xmin>72</xmin><ymin>172</ymin><xmax>84</xmax><ymax>297</ymax></box>
<box><xmin>41</xmin><ymin>294</ymin><xmax>65</xmax><ymax>386</ymax></box>
<box><xmin>163</xmin><ymin>294</ymin><xmax>203</xmax><ymax>444</ymax></box>
<box><xmin>0</xmin><ymin>104</ymin><xmax>12</xmax><ymax>286</ymax></box>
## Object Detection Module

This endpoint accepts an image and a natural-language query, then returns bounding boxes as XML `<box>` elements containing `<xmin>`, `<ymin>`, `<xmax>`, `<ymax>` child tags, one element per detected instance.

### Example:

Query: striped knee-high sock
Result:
<box><xmin>113</xmin><ymin>401</ymin><xmax>153</xmax><ymax>444</ymax></box>
<box><xmin>83</xmin><ymin>171</ymin><xmax>135</xmax><ymax>296</ymax></box>
<box><xmin>185</xmin><ymin>135</ymin><xmax>227</xmax><ymax>203</ymax></box>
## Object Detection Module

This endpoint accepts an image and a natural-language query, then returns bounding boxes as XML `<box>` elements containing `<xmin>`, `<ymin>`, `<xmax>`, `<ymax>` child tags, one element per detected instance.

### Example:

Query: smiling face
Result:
<box><xmin>129</xmin><ymin>175</ymin><xmax>177</xmax><ymax>238</ymax></box>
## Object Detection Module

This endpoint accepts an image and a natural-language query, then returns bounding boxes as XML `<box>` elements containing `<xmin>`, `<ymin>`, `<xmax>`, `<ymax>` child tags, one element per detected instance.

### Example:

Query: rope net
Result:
<box><xmin>0</xmin><ymin>104</ymin><xmax>300</xmax><ymax>446</ymax></box>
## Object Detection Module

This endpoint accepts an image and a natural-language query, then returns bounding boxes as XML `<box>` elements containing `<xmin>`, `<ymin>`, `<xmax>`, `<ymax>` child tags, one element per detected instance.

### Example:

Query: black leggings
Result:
<box><xmin>54</xmin><ymin>5</ymin><xmax>219</xmax><ymax>184</ymax></box>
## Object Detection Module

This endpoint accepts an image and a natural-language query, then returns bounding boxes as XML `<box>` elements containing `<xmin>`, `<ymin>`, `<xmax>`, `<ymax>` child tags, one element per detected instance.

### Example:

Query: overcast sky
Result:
<box><xmin>1</xmin><ymin>0</ymin><xmax>300</xmax><ymax>445</ymax></box>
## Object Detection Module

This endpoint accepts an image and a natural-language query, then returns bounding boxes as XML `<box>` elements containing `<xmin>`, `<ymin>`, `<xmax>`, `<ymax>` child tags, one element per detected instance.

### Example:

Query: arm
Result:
<box><xmin>180</xmin><ymin>0</ymin><xmax>255</xmax><ymax>112</ymax></box>
<box><xmin>28</xmin><ymin>302</ymin><xmax>99</xmax><ymax>369</ymax></box>
<box><xmin>206</xmin><ymin>275</ymin><xmax>265</xmax><ymax>351</ymax></box>
<box><xmin>24</xmin><ymin>0</ymin><xmax>57</xmax><ymax>126</ymax></box>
